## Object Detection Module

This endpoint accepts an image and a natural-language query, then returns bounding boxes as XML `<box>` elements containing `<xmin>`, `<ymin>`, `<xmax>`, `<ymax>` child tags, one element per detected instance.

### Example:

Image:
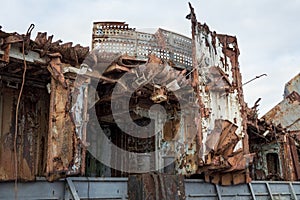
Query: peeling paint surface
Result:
<box><xmin>264</xmin><ymin>73</ymin><xmax>300</xmax><ymax>132</ymax></box>
<box><xmin>263</xmin><ymin>91</ymin><xmax>300</xmax><ymax>131</ymax></box>
<box><xmin>0</xmin><ymin>12</ymin><xmax>299</xmax><ymax>188</ymax></box>
<box><xmin>0</xmin><ymin>27</ymin><xmax>88</xmax><ymax>181</ymax></box>
<box><xmin>187</xmin><ymin>5</ymin><xmax>252</xmax><ymax>184</ymax></box>
<box><xmin>87</xmin><ymin>18</ymin><xmax>253</xmax><ymax>185</ymax></box>
<box><xmin>284</xmin><ymin>73</ymin><xmax>300</xmax><ymax>97</ymax></box>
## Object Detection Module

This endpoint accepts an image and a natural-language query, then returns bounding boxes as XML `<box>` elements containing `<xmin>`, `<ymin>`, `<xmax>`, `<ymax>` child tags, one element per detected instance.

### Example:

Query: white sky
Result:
<box><xmin>1</xmin><ymin>0</ymin><xmax>299</xmax><ymax>116</ymax></box>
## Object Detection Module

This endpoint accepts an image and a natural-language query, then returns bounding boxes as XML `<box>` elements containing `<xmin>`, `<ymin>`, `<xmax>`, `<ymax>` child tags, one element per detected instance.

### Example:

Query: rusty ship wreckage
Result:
<box><xmin>0</xmin><ymin>4</ymin><xmax>300</xmax><ymax>200</ymax></box>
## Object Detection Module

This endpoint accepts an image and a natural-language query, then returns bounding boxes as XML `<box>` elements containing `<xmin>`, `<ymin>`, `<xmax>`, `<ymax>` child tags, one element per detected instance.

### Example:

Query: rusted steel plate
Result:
<box><xmin>128</xmin><ymin>173</ymin><xmax>185</xmax><ymax>200</ymax></box>
<box><xmin>289</xmin><ymin>136</ymin><xmax>300</xmax><ymax>180</ymax></box>
<box><xmin>249</xmin><ymin>130</ymin><xmax>300</xmax><ymax>181</ymax></box>
<box><xmin>0</xmin><ymin>27</ymin><xmax>89</xmax><ymax>68</ymax></box>
<box><xmin>88</xmin><ymin>15</ymin><xmax>253</xmax><ymax>184</ymax></box>
<box><xmin>46</xmin><ymin>78</ymin><xmax>77</xmax><ymax>181</ymax></box>
<box><xmin>263</xmin><ymin>91</ymin><xmax>300</xmax><ymax>131</ymax></box>
<box><xmin>0</xmin><ymin>86</ymin><xmax>49</xmax><ymax>181</ymax></box>
<box><xmin>184</xmin><ymin>5</ymin><xmax>252</xmax><ymax>184</ymax></box>
<box><xmin>264</xmin><ymin>74</ymin><xmax>300</xmax><ymax>132</ymax></box>
<box><xmin>284</xmin><ymin>73</ymin><xmax>300</xmax><ymax>97</ymax></box>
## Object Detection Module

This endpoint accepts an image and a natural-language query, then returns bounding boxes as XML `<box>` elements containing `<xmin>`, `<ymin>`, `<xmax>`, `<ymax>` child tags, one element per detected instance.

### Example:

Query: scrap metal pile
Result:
<box><xmin>247</xmin><ymin>73</ymin><xmax>300</xmax><ymax>181</ymax></box>
<box><xmin>81</xmin><ymin>4</ymin><xmax>255</xmax><ymax>185</ymax></box>
<box><xmin>0</xmin><ymin>4</ymin><xmax>299</xmax><ymax>186</ymax></box>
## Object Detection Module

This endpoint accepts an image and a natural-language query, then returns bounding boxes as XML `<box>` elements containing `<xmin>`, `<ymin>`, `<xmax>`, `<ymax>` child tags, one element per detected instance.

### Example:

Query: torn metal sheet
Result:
<box><xmin>71</xmin><ymin>77</ymin><xmax>90</xmax><ymax>175</ymax></box>
<box><xmin>47</xmin><ymin>76</ymin><xmax>89</xmax><ymax>181</ymax></box>
<box><xmin>87</xmin><ymin>18</ymin><xmax>253</xmax><ymax>185</ymax></box>
<box><xmin>186</xmin><ymin>4</ymin><xmax>252</xmax><ymax>184</ymax></box>
<box><xmin>0</xmin><ymin>28</ymin><xmax>89</xmax><ymax>67</ymax></box>
<box><xmin>0</xmin><ymin>26</ymin><xmax>89</xmax><ymax>182</ymax></box>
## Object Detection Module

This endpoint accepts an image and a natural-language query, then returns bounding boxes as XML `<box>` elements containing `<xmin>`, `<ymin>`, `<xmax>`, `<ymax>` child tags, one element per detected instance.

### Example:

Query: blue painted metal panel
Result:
<box><xmin>1</xmin><ymin>178</ymin><xmax>300</xmax><ymax>199</ymax></box>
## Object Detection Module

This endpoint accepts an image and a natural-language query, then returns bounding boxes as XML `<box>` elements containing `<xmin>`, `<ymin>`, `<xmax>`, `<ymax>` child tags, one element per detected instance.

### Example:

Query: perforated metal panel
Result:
<box><xmin>92</xmin><ymin>22</ymin><xmax>192</xmax><ymax>69</ymax></box>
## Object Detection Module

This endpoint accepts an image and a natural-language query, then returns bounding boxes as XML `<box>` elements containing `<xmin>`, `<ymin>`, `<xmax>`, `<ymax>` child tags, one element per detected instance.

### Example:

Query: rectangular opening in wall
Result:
<box><xmin>266</xmin><ymin>152</ymin><xmax>280</xmax><ymax>180</ymax></box>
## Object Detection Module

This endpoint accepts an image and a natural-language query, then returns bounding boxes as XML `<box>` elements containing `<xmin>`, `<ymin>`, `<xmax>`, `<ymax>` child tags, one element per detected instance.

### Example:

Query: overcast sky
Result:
<box><xmin>1</xmin><ymin>0</ymin><xmax>299</xmax><ymax>116</ymax></box>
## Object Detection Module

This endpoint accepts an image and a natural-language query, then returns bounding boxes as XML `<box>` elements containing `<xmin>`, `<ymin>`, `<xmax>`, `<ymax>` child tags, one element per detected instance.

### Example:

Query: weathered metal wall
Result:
<box><xmin>1</xmin><ymin>11</ymin><xmax>297</xmax><ymax>187</ymax></box>
<box><xmin>0</xmin><ymin>26</ymin><xmax>89</xmax><ymax>181</ymax></box>
<box><xmin>87</xmin><ymin>17</ymin><xmax>253</xmax><ymax>185</ymax></box>
<box><xmin>0</xmin><ymin>85</ymin><xmax>49</xmax><ymax>181</ymax></box>
<box><xmin>46</xmin><ymin>78</ymin><xmax>75</xmax><ymax>180</ymax></box>
<box><xmin>250</xmin><ymin>133</ymin><xmax>300</xmax><ymax>181</ymax></box>
<box><xmin>187</xmin><ymin>5</ymin><xmax>252</xmax><ymax>185</ymax></box>
<box><xmin>46</xmin><ymin>74</ymin><xmax>88</xmax><ymax>181</ymax></box>
<box><xmin>263</xmin><ymin>73</ymin><xmax>300</xmax><ymax>132</ymax></box>
<box><xmin>251</xmin><ymin>73</ymin><xmax>300</xmax><ymax>182</ymax></box>
<box><xmin>284</xmin><ymin>73</ymin><xmax>300</xmax><ymax>97</ymax></box>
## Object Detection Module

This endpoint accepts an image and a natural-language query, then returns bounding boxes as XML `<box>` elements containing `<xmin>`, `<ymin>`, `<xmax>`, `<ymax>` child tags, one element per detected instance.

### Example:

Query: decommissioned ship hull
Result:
<box><xmin>0</xmin><ymin>4</ymin><xmax>300</xmax><ymax>200</ymax></box>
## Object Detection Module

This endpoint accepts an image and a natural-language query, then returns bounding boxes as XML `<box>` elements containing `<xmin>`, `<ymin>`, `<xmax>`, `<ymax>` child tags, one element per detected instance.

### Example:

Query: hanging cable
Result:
<box><xmin>242</xmin><ymin>74</ymin><xmax>267</xmax><ymax>86</ymax></box>
<box><xmin>13</xmin><ymin>39</ymin><xmax>26</xmax><ymax>200</ymax></box>
<box><xmin>14</xmin><ymin>39</ymin><xmax>27</xmax><ymax>200</ymax></box>
<box><xmin>14</xmin><ymin>23</ymin><xmax>34</xmax><ymax>200</ymax></box>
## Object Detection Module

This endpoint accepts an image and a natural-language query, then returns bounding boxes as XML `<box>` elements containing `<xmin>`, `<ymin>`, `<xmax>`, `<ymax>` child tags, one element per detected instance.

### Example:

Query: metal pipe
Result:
<box><xmin>242</xmin><ymin>74</ymin><xmax>267</xmax><ymax>86</ymax></box>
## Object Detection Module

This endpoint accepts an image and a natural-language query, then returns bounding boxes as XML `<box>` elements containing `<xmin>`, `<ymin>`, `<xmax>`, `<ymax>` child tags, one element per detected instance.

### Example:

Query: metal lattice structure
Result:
<box><xmin>92</xmin><ymin>22</ymin><xmax>192</xmax><ymax>69</ymax></box>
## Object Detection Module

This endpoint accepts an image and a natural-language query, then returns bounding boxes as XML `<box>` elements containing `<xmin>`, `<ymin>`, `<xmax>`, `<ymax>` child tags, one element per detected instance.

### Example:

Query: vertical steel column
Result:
<box><xmin>46</xmin><ymin>78</ymin><xmax>55</xmax><ymax>177</ymax></box>
<box><xmin>81</xmin><ymin>79</ymin><xmax>90</xmax><ymax>175</ymax></box>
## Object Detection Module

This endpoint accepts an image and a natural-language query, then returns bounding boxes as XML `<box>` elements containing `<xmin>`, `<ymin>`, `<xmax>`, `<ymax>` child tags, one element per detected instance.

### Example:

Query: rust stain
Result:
<box><xmin>0</xmin><ymin>86</ymin><xmax>49</xmax><ymax>181</ymax></box>
<box><xmin>0</xmin><ymin>4</ymin><xmax>299</xmax><ymax>187</ymax></box>
<box><xmin>128</xmin><ymin>173</ymin><xmax>185</xmax><ymax>200</ymax></box>
<box><xmin>46</xmin><ymin>78</ymin><xmax>79</xmax><ymax>181</ymax></box>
